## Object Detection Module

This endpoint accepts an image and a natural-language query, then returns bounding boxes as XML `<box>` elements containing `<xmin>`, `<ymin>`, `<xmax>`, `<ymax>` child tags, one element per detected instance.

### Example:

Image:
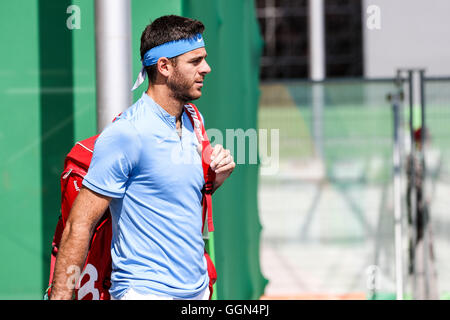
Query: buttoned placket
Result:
<box><xmin>143</xmin><ymin>93</ymin><xmax>194</xmax><ymax>153</ymax></box>
<box><xmin>152</xmin><ymin>100</ymin><xmax>185</xmax><ymax>150</ymax></box>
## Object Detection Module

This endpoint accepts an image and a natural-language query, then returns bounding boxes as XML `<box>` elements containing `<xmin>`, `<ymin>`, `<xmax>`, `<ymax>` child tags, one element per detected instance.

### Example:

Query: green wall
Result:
<box><xmin>0</xmin><ymin>0</ymin><xmax>266</xmax><ymax>300</ymax></box>
<box><xmin>0</xmin><ymin>1</ymin><xmax>42</xmax><ymax>299</ymax></box>
<box><xmin>0</xmin><ymin>0</ymin><xmax>97</xmax><ymax>299</ymax></box>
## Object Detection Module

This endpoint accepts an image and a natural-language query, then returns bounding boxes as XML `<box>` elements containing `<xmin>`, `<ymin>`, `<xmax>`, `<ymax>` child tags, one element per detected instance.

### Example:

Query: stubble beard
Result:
<box><xmin>167</xmin><ymin>67</ymin><xmax>200</xmax><ymax>103</ymax></box>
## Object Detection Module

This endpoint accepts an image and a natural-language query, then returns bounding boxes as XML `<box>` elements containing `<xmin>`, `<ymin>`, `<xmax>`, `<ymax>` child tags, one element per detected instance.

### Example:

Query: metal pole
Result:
<box><xmin>265</xmin><ymin>0</ymin><xmax>276</xmax><ymax>58</ymax></box>
<box><xmin>392</xmin><ymin>90</ymin><xmax>404</xmax><ymax>300</ymax></box>
<box><xmin>407</xmin><ymin>70</ymin><xmax>418</xmax><ymax>299</ymax></box>
<box><xmin>419</xmin><ymin>70</ymin><xmax>425</xmax><ymax>154</ymax></box>
<box><xmin>308</xmin><ymin>0</ymin><xmax>325</xmax><ymax>159</ymax></box>
<box><xmin>95</xmin><ymin>0</ymin><xmax>132</xmax><ymax>132</ymax></box>
<box><xmin>419</xmin><ymin>69</ymin><xmax>431</xmax><ymax>299</ymax></box>
<box><xmin>308</xmin><ymin>0</ymin><xmax>325</xmax><ymax>81</ymax></box>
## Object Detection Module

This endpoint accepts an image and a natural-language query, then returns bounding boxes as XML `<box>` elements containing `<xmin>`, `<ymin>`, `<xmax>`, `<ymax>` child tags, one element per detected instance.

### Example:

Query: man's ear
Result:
<box><xmin>156</xmin><ymin>57</ymin><xmax>171</xmax><ymax>78</ymax></box>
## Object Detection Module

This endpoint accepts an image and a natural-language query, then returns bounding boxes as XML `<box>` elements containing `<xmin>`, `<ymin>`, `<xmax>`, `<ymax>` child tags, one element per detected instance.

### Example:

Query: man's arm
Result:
<box><xmin>49</xmin><ymin>186</ymin><xmax>111</xmax><ymax>300</ymax></box>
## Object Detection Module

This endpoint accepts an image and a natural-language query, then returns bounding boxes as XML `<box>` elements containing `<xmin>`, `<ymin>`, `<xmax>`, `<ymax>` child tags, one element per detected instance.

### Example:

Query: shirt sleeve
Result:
<box><xmin>82</xmin><ymin>119</ymin><xmax>141</xmax><ymax>198</ymax></box>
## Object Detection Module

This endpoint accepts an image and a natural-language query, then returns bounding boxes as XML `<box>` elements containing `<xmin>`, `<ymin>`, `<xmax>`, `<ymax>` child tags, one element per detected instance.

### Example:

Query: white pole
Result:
<box><xmin>309</xmin><ymin>0</ymin><xmax>325</xmax><ymax>81</ymax></box>
<box><xmin>95</xmin><ymin>0</ymin><xmax>132</xmax><ymax>132</ymax></box>
<box><xmin>308</xmin><ymin>0</ymin><xmax>325</xmax><ymax>159</ymax></box>
<box><xmin>392</xmin><ymin>89</ymin><xmax>404</xmax><ymax>300</ymax></box>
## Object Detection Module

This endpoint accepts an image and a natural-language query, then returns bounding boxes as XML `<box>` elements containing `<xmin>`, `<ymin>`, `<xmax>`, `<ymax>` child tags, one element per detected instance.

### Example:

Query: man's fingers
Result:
<box><xmin>213</xmin><ymin>150</ymin><xmax>234</xmax><ymax>172</ymax></box>
<box><xmin>211</xmin><ymin>144</ymin><xmax>223</xmax><ymax>160</ymax></box>
<box><xmin>210</xmin><ymin>147</ymin><xmax>228</xmax><ymax>170</ymax></box>
<box><xmin>215</xmin><ymin>153</ymin><xmax>232</xmax><ymax>169</ymax></box>
<box><xmin>214</xmin><ymin>159</ymin><xmax>236</xmax><ymax>174</ymax></box>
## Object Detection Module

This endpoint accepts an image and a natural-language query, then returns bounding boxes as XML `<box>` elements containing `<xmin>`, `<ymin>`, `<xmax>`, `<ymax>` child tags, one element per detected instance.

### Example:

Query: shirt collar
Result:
<box><xmin>141</xmin><ymin>92</ymin><xmax>186</xmax><ymax>128</ymax></box>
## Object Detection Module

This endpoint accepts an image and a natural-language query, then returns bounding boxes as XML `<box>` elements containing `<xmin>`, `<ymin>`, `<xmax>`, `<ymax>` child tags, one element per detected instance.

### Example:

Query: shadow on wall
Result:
<box><xmin>39</xmin><ymin>0</ymin><xmax>75</xmax><ymax>291</ymax></box>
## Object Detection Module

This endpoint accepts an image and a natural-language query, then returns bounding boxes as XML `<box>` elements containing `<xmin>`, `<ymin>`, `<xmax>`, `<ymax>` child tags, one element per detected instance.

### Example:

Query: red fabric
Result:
<box><xmin>47</xmin><ymin>104</ymin><xmax>216</xmax><ymax>300</ymax></box>
<box><xmin>204</xmin><ymin>251</ymin><xmax>217</xmax><ymax>299</ymax></box>
<box><xmin>414</xmin><ymin>128</ymin><xmax>422</xmax><ymax>142</ymax></box>
<box><xmin>48</xmin><ymin>134</ymin><xmax>112</xmax><ymax>300</ymax></box>
<box><xmin>185</xmin><ymin>103</ymin><xmax>216</xmax><ymax>233</ymax></box>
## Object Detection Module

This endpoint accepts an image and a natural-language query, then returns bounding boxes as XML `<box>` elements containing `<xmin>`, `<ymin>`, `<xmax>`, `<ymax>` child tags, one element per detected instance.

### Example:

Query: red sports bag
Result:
<box><xmin>46</xmin><ymin>103</ymin><xmax>217</xmax><ymax>300</ymax></box>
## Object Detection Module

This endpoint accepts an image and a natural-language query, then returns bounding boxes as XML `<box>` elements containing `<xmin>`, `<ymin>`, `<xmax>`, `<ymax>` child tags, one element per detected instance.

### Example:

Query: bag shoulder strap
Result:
<box><xmin>183</xmin><ymin>103</ymin><xmax>215</xmax><ymax>233</ymax></box>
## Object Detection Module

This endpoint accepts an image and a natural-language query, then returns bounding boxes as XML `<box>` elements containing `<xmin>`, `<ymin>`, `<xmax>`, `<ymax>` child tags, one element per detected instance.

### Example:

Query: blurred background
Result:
<box><xmin>257</xmin><ymin>0</ymin><xmax>450</xmax><ymax>300</ymax></box>
<box><xmin>1</xmin><ymin>0</ymin><xmax>449</xmax><ymax>300</ymax></box>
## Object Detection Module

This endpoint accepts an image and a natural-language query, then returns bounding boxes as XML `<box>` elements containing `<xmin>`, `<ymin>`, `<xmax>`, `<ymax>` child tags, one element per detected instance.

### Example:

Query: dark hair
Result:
<box><xmin>140</xmin><ymin>15</ymin><xmax>205</xmax><ymax>83</ymax></box>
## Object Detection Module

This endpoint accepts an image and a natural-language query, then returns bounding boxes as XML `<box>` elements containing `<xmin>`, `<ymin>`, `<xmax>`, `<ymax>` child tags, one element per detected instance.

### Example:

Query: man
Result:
<box><xmin>50</xmin><ymin>15</ymin><xmax>235</xmax><ymax>300</ymax></box>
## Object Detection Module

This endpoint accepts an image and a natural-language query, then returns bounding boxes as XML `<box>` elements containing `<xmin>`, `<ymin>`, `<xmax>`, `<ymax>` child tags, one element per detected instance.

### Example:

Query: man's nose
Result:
<box><xmin>200</xmin><ymin>60</ymin><xmax>211</xmax><ymax>75</ymax></box>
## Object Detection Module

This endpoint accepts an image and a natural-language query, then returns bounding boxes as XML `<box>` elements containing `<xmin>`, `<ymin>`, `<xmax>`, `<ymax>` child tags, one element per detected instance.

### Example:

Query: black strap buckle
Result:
<box><xmin>202</xmin><ymin>182</ymin><xmax>214</xmax><ymax>195</ymax></box>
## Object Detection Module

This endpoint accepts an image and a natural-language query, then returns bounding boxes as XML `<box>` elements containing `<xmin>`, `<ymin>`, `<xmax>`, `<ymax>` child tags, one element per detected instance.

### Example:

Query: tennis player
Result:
<box><xmin>50</xmin><ymin>15</ymin><xmax>235</xmax><ymax>300</ymax></box>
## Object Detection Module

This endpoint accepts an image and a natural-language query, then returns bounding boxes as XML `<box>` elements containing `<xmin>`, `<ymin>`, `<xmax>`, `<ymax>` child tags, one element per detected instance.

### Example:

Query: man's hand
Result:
<box><xmin>209</xmin><ymin>144</ymin><xmax>235</xmax><ymax>192</ymax></box>
<box><xmin>49</xmin><ymin>187</ymin><xmax>111</xmax><ymax>300</ymax></box>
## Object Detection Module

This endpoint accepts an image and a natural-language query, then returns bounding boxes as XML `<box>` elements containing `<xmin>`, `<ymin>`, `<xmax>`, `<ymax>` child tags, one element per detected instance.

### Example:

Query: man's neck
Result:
<box><xmin>146</xmin><ymin>85</ymin><xmax>184</xmax><ymax>121</ymax></box>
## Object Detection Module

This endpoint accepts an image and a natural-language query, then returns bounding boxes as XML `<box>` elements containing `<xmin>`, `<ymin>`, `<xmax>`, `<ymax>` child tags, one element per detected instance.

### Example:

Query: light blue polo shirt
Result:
<box><xmin>82</xmin><ymin>92</ymin><xmax>208</xmax><ymax>299</ymax></box>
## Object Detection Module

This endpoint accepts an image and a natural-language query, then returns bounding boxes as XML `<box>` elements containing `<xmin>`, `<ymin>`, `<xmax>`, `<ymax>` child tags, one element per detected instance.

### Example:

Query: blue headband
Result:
<box><xmin>131</xmin><ymin>33</ymin><xmax>205</xmax><ymax>90</ymax></box>
<box><xmin>143</xmin><ymin>33</ymin><xmax>205</xmax><ymax>66</ymax></box>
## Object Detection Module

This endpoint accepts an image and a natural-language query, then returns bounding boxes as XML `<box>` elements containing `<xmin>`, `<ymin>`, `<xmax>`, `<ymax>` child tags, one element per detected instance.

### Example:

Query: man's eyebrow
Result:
<box><xmin>188</xmin><ymin>54</ymin><xmax>207</xmax><ymax>61</ymax></box>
